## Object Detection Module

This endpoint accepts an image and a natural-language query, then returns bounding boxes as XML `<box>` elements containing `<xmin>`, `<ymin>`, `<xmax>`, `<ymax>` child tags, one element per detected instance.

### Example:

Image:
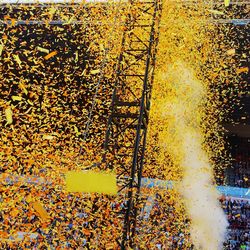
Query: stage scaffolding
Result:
<box><xmin>102</xmin><ymin>0</ymin><xmax>161</xmax><ymax>247</ymax></box>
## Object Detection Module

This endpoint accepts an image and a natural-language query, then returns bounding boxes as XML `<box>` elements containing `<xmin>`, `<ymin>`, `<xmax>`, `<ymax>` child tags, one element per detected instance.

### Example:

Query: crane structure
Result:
<box><xmin>102</xmin><ymin>0</ymin><xmax>161</xmax><ymax>247</ymax></box>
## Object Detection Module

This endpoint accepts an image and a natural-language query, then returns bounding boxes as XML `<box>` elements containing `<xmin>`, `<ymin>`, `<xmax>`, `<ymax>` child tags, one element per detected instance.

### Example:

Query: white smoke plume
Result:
<box><xmin>165</xmin><ymin>62</ymin><xmax>228</xmax><ymax>249</ymax></box>
<box><xmin>181</xmin><ymin>130</ymin><xmax>228</xmax><ymax>250</ymax></box>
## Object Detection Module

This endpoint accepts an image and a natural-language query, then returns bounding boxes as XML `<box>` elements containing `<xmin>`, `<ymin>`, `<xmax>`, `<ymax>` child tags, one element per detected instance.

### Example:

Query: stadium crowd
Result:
<box><xmin>1</xmin><ymin>181</ymin><xmax>249</xmax><ymax>249</ymax></box>
<box><xmin>222</xmin><ymin>198</ymin><xmax>250</xmax><ymax>250</ymax></box>
<box><xmin>147</xmin><ymin>196</ymin><xmax>250</xmax><ymax>250</ymax></box>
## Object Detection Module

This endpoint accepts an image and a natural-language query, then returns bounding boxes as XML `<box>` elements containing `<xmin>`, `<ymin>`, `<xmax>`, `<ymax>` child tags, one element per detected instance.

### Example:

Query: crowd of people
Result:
<box><xmin>221</xmin><ymin>198</ymin><xmax>250</xmax><ymax>250</ymax></box>
<box><xmin>1</xmin><ymin>176</ymin><xmax>249</xmax><ymax>249</ymax></box>
<box><xmin>144</xmin><ymin>195</ymin><xmax>250</xmax><ymax>250</ymax></box>
<box><xmin>226</xmin><ymin>161</ymin><xmax>250</xmax><ymax>188</ymax></box>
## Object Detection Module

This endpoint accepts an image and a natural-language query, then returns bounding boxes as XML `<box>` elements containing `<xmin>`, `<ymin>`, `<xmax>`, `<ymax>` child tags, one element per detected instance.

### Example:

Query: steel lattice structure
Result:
<box><xmin>102</xmin><ymin>0</ymin><xmax>162</xmax><ymax>247</ymax></box>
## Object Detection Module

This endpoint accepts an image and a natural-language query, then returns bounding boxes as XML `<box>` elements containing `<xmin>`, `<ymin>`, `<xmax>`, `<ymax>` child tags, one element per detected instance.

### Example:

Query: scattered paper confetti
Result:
<box><xmin>224</xmin><ymin>0</ymin><xmax>230</xmax><ymax>7</ymax></box>
<box><xmin>0</xmin><ymin>44</ymin><xmax>3</xmax><ymax>57</ymax></box>
<box><xmin>5</xmin><ymin>107</ymin><xmax>13</xmax><ymax>125</ymax></box>
<box><xmin>236</xmin><ymin>67</ymin><xmax>249</xmax><ymax>74</ymax></box>
<box><xmin>13</xmin><ymin>54</ymin><xmax>22</xmax><ymax>67</ymax></box>
<box><xmin>11</xmin><ymin>96</ymin><xmax>22</xmax><ymax>101</ymax></box>
<box><xmin>226</xmin><ymin>48</ymin><xmax>235</xmax><ymax>55</ymax></box>
<box><xmin>44</xmin><ymin>51</ymin><xmax>58</xmax><ymax>60</ymax></box>
<box><xmin>31</xmin><ymin>202</ymin><xmax>50</xmax><ymax>221</ymax></box>
<box><xmin>37</xmin><ymin>46</ymin><xmax>50</xmax><ymax>54</ymax></box>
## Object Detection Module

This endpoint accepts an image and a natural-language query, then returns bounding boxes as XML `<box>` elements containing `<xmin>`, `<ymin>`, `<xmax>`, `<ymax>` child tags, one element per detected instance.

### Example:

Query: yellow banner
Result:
<box><xmin>65</xmin><ymin>171</ymin><xmax>117</xmax><ymax>195</ymax></box>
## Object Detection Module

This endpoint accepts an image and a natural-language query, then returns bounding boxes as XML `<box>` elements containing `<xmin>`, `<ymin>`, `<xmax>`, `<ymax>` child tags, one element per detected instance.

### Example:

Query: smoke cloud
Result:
<box><xmin>165</xmin><ymin>62</ymin><xmax>228</xmax><ymax>249</ymax></box>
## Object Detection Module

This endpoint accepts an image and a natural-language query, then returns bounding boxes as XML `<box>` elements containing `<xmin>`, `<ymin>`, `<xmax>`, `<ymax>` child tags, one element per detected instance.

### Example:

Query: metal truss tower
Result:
<box><xmin>102</xmin><ymin>0</ymin><xmax>162</xmax><ymax>248</ymax></box>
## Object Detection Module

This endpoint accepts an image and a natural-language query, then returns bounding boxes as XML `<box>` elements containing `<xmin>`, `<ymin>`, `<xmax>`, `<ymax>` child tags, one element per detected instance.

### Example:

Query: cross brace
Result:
<box><xmin>102</xmin><ymin>0</ymin><xmax>162</xmax><ymax>248</ymax></box>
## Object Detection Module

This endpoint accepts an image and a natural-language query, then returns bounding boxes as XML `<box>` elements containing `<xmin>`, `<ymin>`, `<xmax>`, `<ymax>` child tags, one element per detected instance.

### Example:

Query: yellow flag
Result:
<box><xmin>65</xmin><ymin>171</ymin><xmax>117</xmax><ymax>195</ymax></box>
<box><xmin>224</xmin><ymin>0</ymin><xmax>230</xmax><ymax>7</ymax></box>
<box><xmin>43</xmin><ymin>134</ymin><xmax>54</xmax><ymax>140</ymax></box>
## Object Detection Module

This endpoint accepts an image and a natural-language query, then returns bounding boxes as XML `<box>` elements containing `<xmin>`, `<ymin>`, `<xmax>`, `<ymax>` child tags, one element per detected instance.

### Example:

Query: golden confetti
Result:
<box><xmin>226</xmin><ymin>48</ymin><xmax>235</xmax><ymax>56</ymax></box>
<box><xmin>44</xmin><ymin>51</ymin><xmax>58</xmax><ymax>60</ymax></box>
<box><xmin>37</xmin><ymin>46</ymin><xmax>50</xmax><ymax>54</ymax></box>
<box><xmin>0</xmin><ymin>44</ymin><xmax>3</xmax><ymax>57</ymax></box>
<box><xmin>11</xmin><ymin>96</ymin><xmax>22</xmax><ymax>101</ymax></box>
<box><xmin>13</xmin><ymin>54</ymin><xmax>22</xmax><ymax>67</ymax></box>
<box><xmin>5</xmin><ymin>107</ymin><xmax>13</xmax><ymax>125</ymax></box>
<box><xmin>31</xmin><ymin>201</ymin><xmax>50</xmax><ymax>221</ymax></box>
<box><xmin>224</xmin><ymin>0</ymin><xmax>230</xmax><ymax>7</ymax></box>
<box><xmin>236</xmin><ymin>67</ymin><xmax>249</xmax><ymax>74</ymax></box>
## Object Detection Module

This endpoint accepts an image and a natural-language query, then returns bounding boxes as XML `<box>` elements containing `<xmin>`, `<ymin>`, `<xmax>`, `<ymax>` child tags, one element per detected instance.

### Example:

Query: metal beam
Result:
<box><xmin>101</xmin><ymin>0</ymin><xmax>161</xmax><ymax>248</ymax></box>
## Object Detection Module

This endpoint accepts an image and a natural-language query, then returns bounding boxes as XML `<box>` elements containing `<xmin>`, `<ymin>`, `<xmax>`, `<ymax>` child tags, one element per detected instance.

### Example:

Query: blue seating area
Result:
<box><xmin>141</xmin><ymin>177</ymin><xmax>250</xmax><ymax>200</ymax></box>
